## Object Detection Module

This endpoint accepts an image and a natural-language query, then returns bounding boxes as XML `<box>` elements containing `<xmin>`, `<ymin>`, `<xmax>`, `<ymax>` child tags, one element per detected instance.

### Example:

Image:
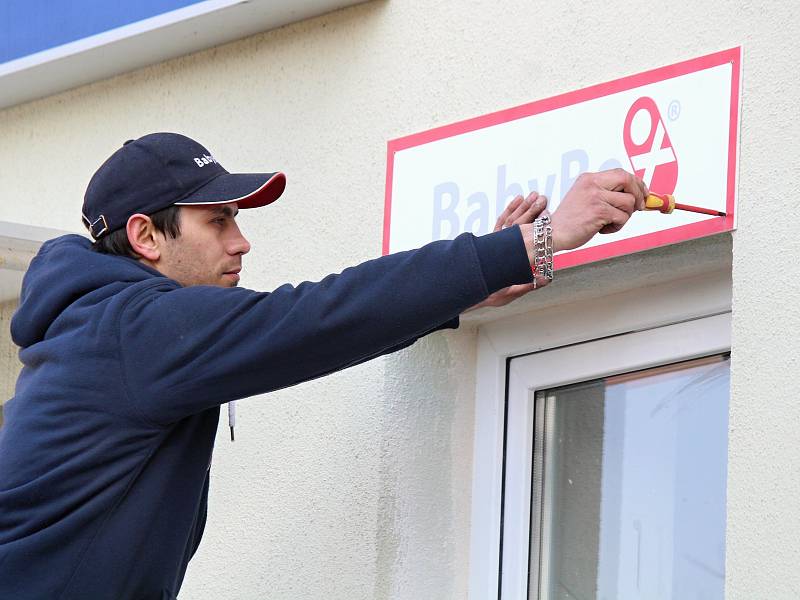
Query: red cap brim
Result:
<box><xmin>175</xmin><ymin>172</ymin><xmax>286</xmax><ymax>209</ymax></box>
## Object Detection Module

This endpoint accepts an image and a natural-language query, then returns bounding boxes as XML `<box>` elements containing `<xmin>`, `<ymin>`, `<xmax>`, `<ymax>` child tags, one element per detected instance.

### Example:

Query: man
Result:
<box><xmin>0</xmin><ymin>133</ymin><xmax>645</xmax><ymax>598</ymax></box>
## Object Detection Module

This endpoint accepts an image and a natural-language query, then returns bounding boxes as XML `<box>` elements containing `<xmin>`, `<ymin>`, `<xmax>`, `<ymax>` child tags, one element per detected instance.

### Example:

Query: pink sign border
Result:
<box><xmin>383</xmin><ymin>47</ymin><xmax>741</xmax><ymax>268</ymax></box>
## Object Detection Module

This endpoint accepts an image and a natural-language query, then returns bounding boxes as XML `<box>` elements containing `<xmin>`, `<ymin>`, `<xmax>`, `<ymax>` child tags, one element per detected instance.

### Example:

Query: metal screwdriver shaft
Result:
<box><xmin>228</xmin><ymin>401</ymin><xmax>236</xmax><ymax>442</ymax></box>
<box><xmin>673</xmin><ymin>202</ymin><xmax>726</xmax><ymax>216</ymax></box>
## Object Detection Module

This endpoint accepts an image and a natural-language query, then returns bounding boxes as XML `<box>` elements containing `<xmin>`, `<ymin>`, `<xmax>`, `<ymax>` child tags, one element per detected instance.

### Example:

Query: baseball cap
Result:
<box><xmin>81</xmin><ymin>132</ymin><xmax>286</xmax><ymax>240</ymax></box>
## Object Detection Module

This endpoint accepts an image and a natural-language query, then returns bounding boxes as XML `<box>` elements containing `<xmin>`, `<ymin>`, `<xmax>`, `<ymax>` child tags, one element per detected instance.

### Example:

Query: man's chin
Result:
<box><xmin>221</xmin><ymin>272</ymin><xmax>241</xmax><ymax>287</ymax></box>
<box><xmin>213</xmin><ymin>279</ymin><xmax>238</xmax><ymax>288</ymax></box>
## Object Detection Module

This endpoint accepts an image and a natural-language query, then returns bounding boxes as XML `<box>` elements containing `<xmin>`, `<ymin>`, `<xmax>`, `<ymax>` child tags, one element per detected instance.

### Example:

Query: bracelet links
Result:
<box><xmin>532</xmin><ymin>215</ymin><xmax>553</xmax><ymax>289</ymax></box>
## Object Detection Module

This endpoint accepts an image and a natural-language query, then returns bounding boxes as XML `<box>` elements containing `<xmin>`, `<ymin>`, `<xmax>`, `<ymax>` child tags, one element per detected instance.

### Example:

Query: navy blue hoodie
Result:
<box><xmin>0</xmin><ymin>227</ymin><xmax>532</xmax><ymax>599</ymax></box>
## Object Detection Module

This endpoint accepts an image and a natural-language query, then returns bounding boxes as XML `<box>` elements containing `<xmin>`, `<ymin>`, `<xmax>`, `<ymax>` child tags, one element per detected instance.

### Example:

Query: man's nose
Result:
<box><xmin>229</xmin><ymin>227</ymin><xmax>251</xmax><ymax>255</ymax></box>
<box><xmin>234</xmin><ymin>233</ymin><xmax>251</xmax><ymax>255</ymax></box>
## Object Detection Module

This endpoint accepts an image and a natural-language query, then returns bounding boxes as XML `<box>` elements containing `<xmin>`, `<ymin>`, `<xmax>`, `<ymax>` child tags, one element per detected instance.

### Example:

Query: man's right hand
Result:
<box><xmin>547</xmin><ymin>169</ymin><xmax>647</xmax><ymax>252</ymax></box>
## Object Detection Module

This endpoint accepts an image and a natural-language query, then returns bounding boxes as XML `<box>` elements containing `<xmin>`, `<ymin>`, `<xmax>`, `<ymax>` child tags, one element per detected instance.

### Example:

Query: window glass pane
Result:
<box><xmin>533</xmin><ymin>355</ymin><xmax>729</xmax><ymax>600</ymax></box>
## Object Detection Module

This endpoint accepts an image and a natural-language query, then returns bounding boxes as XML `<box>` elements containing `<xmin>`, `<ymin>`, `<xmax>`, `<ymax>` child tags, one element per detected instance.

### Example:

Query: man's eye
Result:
<box><xmin>212</xmin><ymin>218</ymin><xmax>225</xmax><ymax>225</ymax></box>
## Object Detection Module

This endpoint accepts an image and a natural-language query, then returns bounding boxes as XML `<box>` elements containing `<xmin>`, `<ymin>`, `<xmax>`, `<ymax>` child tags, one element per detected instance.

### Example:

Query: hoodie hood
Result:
<box><xmin>11</xmin><ymin>234</ymin><xmax>164</xmax><ymax>348</ymax></box>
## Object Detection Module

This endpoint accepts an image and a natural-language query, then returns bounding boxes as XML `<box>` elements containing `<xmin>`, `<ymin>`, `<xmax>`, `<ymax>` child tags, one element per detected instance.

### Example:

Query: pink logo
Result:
<box><xmin>623</xmin><ymin>97</ymin><xmax>678</xmax><ymax>194</ymax></box>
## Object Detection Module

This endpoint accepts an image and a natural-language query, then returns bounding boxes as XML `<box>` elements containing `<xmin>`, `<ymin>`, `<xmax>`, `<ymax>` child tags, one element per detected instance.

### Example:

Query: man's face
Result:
<box><xmin>156</xmin><ymin>202</ymin><xmax>251</xmax><ymax>288</ymax></box>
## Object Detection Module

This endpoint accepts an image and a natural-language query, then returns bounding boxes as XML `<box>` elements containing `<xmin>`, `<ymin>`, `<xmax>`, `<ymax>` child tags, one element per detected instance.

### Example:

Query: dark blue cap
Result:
<box><xmin>81</xmin><ymin>132</ymin><xmax>286</xmax><ymax>240</ymax></box>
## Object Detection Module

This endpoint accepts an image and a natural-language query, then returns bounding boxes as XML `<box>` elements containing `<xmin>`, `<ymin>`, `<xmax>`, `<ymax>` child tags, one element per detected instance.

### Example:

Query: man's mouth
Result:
<box><xmin>223</xmin><ymin>267</ymin><xmax>241</xmax><ymax>282</ymax></box>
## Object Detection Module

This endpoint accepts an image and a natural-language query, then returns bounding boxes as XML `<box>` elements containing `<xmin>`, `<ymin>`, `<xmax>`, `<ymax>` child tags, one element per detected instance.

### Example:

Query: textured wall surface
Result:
<box><xmin>0</xmin><ymin>0</ymin><xmax>798</xmax><ymax>597</ymax></box>
<box><xmin>0</xmin><ymin>299</ymin><xmax>21</xmax><ymax>427</ymax></box>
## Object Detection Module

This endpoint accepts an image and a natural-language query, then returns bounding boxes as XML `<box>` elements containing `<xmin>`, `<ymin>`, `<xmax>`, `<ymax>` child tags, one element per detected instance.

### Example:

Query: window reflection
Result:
<box><xmin>533</xmin><ymin>355</ymin><xmax>729</xmax><ymax>600</ymax></box>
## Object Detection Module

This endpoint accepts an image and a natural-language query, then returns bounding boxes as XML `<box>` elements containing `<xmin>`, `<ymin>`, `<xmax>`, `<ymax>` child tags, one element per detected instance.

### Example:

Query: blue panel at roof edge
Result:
<box><xmin>0</xmin><ymin>0</ymin><xmax>209</xmax><ymax>64</ymax></box>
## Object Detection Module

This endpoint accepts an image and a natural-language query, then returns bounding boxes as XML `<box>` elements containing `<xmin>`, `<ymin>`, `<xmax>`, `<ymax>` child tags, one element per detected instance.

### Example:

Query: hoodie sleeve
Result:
<box><xmin>118</xmin><ymin>226</ymin><xmax>532</xmax><ymax>426</ymax></box>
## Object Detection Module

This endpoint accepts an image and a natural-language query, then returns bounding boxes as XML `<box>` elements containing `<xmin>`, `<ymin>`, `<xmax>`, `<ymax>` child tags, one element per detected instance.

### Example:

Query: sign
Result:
<box><xmin>383</xmin><ymin>48</ymin><xmax>741</xmax><ymax>269</ymax></box>
<box><xmin>0</xmin><ymin>0</ymin><xmax>365</xmax><ymax>109</ymax></box>
<box><xmin>0</xmin><ymin>1</ymin><xmax>207</xmax><ymax>65</ymax></box>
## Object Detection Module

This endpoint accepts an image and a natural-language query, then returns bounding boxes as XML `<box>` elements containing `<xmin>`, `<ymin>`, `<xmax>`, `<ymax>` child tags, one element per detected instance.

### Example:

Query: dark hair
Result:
<box><xmin>91</xmin><ymin>205</ymin><xmax>182</xmax><ymax>258</ymax></box>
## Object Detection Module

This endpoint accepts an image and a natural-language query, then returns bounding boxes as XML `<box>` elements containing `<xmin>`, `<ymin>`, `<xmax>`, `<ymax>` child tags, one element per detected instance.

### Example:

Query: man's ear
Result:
<box><xmin>127</xmin><ymin>214</ymin><xmax>161</xmax><ymax>261</ymax></box>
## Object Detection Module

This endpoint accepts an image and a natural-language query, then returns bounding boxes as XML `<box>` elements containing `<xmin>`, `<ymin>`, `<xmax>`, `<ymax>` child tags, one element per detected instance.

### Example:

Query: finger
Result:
<box><xmin>634</xmin><ymin>177</ymin><xmax>647</xmax><ymax>210</ymax></box>
<box><xmin>504</xmin><ymin>194</ymin><xmax>534</xmax><ymax>227</ymax></box>
<box><xmin>505</xmin><ymin>192</ymin><xmax>542</xmax><ymax>227</ymax></box>
<box><xmin>596</xmin><ymin>169</ymin><xmax>644</xmax><ymax>206</ymax></box>
<box><xmin>599</xmin><ymin>223</ymin><xmax>621</xmax><ymax>234</ymax></box>
<box><xmin>602</xmin><ymin>190</ymin><xmax>636</xmax><ymax>216</ymax></box>
<box><xmin>494</xmin><ymin>195</ymin><xmax>525</xmax><ymax>232</ymax></box>
<box><xmin>599</xmin><ymin>204</ymin><xmax>632</xmax><ymax>234</ymax></box>
<box><xmin>504</xmin><ymin>282</ymin><xmax>536</xmax><ymax>303</ymax></box>
<box><xmin>533</xmin><ymin>273</ymin><xmax>551</xmax><ymax>288</ymax></box>
<box><xmin>494</xmin><ymin>195</ymin><xmax>523</xmax><ymax>232</ymax></box>
<box><xmin>516</xmin><ymin>194</ymin><xmax>547</xmax><ymax>224</ymax></box>
<box><xmin>483</xmin><ymin>282</ymin><xmax>536</xmax><ymax>308</ymax></box>
<box><xmin>509</xmin><ymin>282</ymin><xmax>536</xmax><ymax>297</ymax></box>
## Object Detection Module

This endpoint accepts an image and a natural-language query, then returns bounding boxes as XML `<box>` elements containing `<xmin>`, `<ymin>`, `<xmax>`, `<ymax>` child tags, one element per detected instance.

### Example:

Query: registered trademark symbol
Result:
<box><xmin>668</xmin><ymin>100</ymin><xmax>681</xmax><ymax>121</ymax></box>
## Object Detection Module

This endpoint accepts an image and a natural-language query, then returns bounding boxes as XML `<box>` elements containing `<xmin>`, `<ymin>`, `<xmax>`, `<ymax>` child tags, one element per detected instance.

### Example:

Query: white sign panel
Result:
<box><xmin>383</xmin><ymin>48</ymin><xmax>741</xmax><ymax>268</ymax></box>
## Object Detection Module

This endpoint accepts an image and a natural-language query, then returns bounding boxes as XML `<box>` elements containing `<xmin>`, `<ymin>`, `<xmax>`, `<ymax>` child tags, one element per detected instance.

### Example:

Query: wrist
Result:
<box><xmin>521</xmin><ymin>221</ymin><xmax>555</xmax><ymax>287</ymax></box>
<box><xmin>531</xmin><ymin>216</ymin><xmax>553</xmax><ymax>287</ymax></box>
<box><xmin>548</xmin><ymin>216</ymin><xmax>569</xmax><ymax>253</ymax></box>
<box><xmin>519</xmin><ymin>223</ymin><xmax>536</xmax><ymax>264</ymax></box>
<box><xmin>551</xmin><ymin>231</ymin><xmax>565</xmax><ymax>253</ymax></box>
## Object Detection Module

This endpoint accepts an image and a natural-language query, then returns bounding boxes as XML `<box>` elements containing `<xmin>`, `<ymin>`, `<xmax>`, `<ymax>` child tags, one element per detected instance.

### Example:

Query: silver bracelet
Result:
<box><xmin>532</xmin><ymin>215</ymin><xmax>553</xmax><ymax>288</ymax></box>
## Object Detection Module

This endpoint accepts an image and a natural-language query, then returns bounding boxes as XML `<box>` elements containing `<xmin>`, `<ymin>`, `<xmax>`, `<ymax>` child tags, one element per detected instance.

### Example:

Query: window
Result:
<box><xmin>528</xmin><ymin>355</ymin><xmax>729</xmax><ymax>599</ymax></box>
<box><xmin>500</xmin><ymin>314</ymin><xmax>730</xmax><ymax>599</ymax></box>
<box><xmin>469</xmin><ymin>274</ymin><xmax>731</xmax><ymax>600</ymax></box>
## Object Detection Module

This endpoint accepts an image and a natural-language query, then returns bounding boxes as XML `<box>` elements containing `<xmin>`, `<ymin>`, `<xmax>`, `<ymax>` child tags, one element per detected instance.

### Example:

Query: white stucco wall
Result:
<box><xmin>0</xmin><ymin>299</ymin><xmax>21</xmax><ymax>427</ymax></box>
<box><xmin>1</xmin><ymin>1</ymin><xmax>798</xmax><ymax>598</ymax></box>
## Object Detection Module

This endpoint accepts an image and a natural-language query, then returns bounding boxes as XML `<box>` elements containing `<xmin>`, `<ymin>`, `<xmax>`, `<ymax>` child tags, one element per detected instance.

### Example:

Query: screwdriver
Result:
<box><xmin>228</xmin><ymin>401</ymin><xmax>236</xmax><ymax>441</ymax></box>
<box><xmin>644</xmin><ymin>193</ymin><xmax>726</xmax><ymax>216</ymax></box>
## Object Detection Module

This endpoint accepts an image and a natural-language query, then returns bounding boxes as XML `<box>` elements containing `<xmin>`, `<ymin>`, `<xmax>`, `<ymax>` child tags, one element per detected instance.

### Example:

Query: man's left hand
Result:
<box><xmin>464</xmin><ymin>192</ymin><xmax>548</xmax><ymax>313</ymax></box>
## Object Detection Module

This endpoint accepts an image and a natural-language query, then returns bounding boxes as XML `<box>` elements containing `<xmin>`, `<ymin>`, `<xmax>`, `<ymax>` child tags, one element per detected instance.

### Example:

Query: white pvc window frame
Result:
<box><xmin>505</xmin><ymin>314</ymin><xmax>730</xmax><ymax>598</ymax></box>
<box><xmin>467</xmin><ymin>269</ymin><xmax>732</xmax><ymax>599</ymax></box>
